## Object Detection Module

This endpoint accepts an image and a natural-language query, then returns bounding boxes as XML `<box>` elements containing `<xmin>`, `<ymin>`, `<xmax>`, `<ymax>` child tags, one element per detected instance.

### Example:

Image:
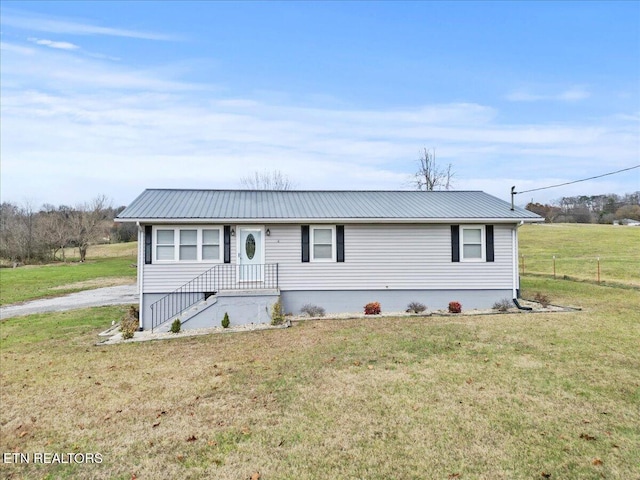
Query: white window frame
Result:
<box><xmin>201</xmin><ymin>228</ymin><xmax>222</xmax><ymax>262</ymax></box>
<box><xmin>460</xmin><ymin>225</ymin><xmax>485</xmax><ymax>262</ymax></box>
<box><xmin>179</xmin><ymin>229</ymin><xmax>198</xmax><ymax>261</ymax></box>
<box><xmin>155</xmin><ymin>228</ymin><xmax>175</xmax><ymax>262</ymax></box>
<box><xmin>310</xmin><ymin>225</ymin><xmax>336</xmax><ymax>262</ymax></box>
<box><xmin>153</xmin><ymin>226</ymin><xmax>223</xmax><ymax>263</ymax></box>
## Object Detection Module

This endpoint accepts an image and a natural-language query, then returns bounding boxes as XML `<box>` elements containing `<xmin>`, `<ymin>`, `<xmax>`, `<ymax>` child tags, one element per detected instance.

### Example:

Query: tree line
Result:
<box><xmin>0</xmin><ymin>196</ymin><xmax>136</xmax><ymax>264</ymax></box>
<box><xmin>525</xmin><ymin>192</ymin><xmax>640</xmax><ymax>223</ymax></box>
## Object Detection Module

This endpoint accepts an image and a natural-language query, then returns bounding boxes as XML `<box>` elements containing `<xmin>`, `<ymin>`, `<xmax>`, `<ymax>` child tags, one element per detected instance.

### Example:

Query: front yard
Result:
<box><xmin>1</xmin><ymin>277</ymin><xmax>638</xmax><ymax>479</ymax></box>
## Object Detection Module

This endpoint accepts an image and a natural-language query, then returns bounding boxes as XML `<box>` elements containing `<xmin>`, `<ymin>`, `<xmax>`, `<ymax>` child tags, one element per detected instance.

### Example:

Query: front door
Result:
<box><xmin>238</xmin><ymin>227</ymin><xmax>264</xmax><ymax>283</ymax></box>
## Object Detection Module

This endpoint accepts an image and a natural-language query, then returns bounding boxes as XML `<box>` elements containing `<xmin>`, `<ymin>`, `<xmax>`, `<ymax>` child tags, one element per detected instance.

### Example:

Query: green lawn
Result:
<box><xmin>519</xmin><ymin>224</ymin><xmax>639</xmax><ymax>287</ymax></box>
<box><xmin>0</xmin><ymin>244</ymin><xmax>137</xmax><ymax>305</ymax></box>
<box><xmin>1</xmin><ymin>279</ymin><xmax>639</xmax><ymax>479</ymax></box>
<box><xmin>1</xmin><ymin>226</ymin><xmax>638</xmax><ymax>479</ymax></box>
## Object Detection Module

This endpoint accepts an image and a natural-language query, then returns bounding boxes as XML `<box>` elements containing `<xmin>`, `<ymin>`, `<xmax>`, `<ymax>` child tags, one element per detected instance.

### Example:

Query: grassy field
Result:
<box><xmin>519</xmin><ymin>224</ymin><xmax>639</xmax><ymax>287</ymax></box>
<box><xmin>0</xmin><ymin>243</ymin><xmax>137</xmax><ymax>305</ymax></box>
<box><xmin>0</xmin><ymin>226</ymin><xmax>638</xmax><ymax>479</ymax></box>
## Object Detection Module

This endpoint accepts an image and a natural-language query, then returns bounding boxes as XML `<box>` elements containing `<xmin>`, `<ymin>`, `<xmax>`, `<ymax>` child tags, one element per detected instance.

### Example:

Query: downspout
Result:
<box><xmin>511</xmin><ymin>224</ymin><xmax>518</xmax><ymax>300</ymax></box>
<box><xmin>512</xmin><ymin>221</ymin><xmax>532</xmax><ymax>311</ymax></box>
<box><xmin>136</xmin><ymin>222</ymin><xmax>144</xmax><ymax>330</ymax></box>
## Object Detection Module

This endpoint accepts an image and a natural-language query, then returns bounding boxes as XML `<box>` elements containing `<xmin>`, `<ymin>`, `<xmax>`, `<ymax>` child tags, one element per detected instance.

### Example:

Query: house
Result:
<box><xmin>116</xmin><ymin>189</ymin><xmax>543</xmax><ymax>331</ymax></box>
<box><xmin>613</xmin><ymin>218</ymin><xmax>640</xmax><ymax>226</ymax></box>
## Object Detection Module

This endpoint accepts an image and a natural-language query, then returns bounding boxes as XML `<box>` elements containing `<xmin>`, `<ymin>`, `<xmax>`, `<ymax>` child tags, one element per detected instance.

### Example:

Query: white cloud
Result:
<box><xmin>0</xmin><ymin>41</ymin><xmax>35</xmax><ymax>55</ymax></box>
<box><xmin>506</xmin><ymin>85</ymin><xmax>591</xmax><ymax>102</ymax></box>
<box><xmin>1</xmin><ymin>39</ymin><xmax>637</xmax><ymax>207</ymax></box>
<box><xmin>28</xmin><ymin>37</ymin><xmax>79</xmax><ymax>50</ymax></box>
<box><xmin>1</xmin><ymin>9</ymin><xmax>177</xmax><ymax>41</ymax></box>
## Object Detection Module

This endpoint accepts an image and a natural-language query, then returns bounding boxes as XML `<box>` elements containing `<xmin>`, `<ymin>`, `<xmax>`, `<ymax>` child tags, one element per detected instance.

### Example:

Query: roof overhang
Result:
<box><xmin>115</xmin><ymin>217</ymin><xmax>544</xmax><ymax>224</ymax></box>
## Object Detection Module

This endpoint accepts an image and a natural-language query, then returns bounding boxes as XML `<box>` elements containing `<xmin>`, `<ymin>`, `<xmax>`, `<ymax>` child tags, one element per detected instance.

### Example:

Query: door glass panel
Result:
<box><xmin>245</xmin><ymin>234</ymin><xmax>256</xmax><ymax>260</ymax></box>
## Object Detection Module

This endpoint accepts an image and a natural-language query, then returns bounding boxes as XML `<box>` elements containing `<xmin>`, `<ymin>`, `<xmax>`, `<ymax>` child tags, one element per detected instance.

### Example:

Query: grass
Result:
<box><xmin>0</xmin><ymin>243</ymin><xmax>137</xmax><ymax>305</ymax></box>
<box><xmin>1</xmin><ymin>225</ymin><xmax>638</xmax><ymax>478</ymax></box>
<box><xmin>1</xmin><ymin>280</ymin><xmax>639</xmax><ymax>479</ymax></box>
<box><xmin>519</xmin><ymin>224</ymin><xmax>639</xmax><ymax>287</ymax></box>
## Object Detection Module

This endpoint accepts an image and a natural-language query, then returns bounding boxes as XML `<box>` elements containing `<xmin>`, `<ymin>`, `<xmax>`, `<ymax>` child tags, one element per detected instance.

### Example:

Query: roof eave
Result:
<box><xmin>115</xmin><ymin>216</ymin><xmax>543</xmax><ymax>224</ymax></box>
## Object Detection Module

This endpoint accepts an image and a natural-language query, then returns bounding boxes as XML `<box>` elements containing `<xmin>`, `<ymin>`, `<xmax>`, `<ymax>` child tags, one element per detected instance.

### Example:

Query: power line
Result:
<box><xmin>514</xmin><ymin>164</ymin><xmax>640</xmax><ymax>195</ymax></box>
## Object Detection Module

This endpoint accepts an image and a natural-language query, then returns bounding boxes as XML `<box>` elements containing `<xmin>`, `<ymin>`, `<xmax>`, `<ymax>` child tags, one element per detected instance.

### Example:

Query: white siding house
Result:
<box><xmin>116</xmin><ymin>190</ymin><xmax>542</xmax><ymax>331</ymax></box>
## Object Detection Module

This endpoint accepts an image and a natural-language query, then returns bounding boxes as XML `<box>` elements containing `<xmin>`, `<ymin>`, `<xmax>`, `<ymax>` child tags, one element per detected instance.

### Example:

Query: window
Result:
<box><xmin>461</xmin><ymin>226</ymin><xmax>484</xmax><ymax>261</ymax></box>
<box><xmin>154</xmin><ymin>227</ymin><xmax>223</xmax><ymax>262</ymax></box>
<box><xmin>202</xmin><ymin>229</ymin><xmax>220</xmax><ymax>260</ymax></box>
<box><xmin>179</xmin><ymin>230</ymin><xmax>197</xmax><ymax>260</ymax></box>
<box><xmin>156</xmin><ymin>229</ymin><xmax>175</xmax><ymax>261</ymax></box>
<box><xmin>311</xmin><ymin>226</ymin><xmax>335</xmax><ymax>261</ymax></box>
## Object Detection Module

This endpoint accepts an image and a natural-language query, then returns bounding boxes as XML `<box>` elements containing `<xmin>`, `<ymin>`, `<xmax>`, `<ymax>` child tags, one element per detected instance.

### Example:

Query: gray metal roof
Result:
<box><xmin>116</xmin><ymin>189</ymin><xmax>542</xmax><ymax>223</ymax></box>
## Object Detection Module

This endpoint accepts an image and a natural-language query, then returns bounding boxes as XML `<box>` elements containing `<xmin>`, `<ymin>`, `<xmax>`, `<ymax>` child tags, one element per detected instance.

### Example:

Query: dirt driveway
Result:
<box><xmin>0</xmin><ymin>285</ymin><xmax>138</xmax><ymax>319</ymax></box>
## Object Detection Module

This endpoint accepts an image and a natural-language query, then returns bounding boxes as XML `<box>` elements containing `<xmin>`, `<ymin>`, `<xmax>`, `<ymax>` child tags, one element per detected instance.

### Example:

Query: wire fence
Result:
<box><xmin>519</xmin><ymin>255</ymin><xmax>639</xmax><ymax>287</ymax></box>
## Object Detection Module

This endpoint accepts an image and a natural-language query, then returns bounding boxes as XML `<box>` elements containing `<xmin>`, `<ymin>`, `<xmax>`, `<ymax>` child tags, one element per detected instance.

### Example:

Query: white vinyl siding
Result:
<box><xmin>143</xmin><ymin>223</ymin><xmax>515</xmax><ymax>293</ymax></box>
<box><xmin>266</xmin><ymin>224</ymin><xmax>513</xmax><ymax>291</ymax></box>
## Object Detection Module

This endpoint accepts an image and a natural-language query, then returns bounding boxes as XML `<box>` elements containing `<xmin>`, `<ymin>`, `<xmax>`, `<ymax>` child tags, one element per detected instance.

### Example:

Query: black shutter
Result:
<box><xmin>224</xmin><ymin>226</ymin><xmax>231</xmax><ymax>263</ymax></box>
<box><xmin>451</xmin><ymin>225</ymin><xmax>460</xmax><ymax>262</ymax></box>
<box><xmin>486</xmin><ymin>225</ymin><xmax>494</xmax><ymax>262</ymax></box>
<box><xmin>336</xmin><ymin>225</ymin><xmax>345</xmax><ymax>262</ymax></box>
<box><xmin>144</xmin><ymin>225</ymin><xmax>152</xmax><ymax>264</ymax></box>
<box><xmin>301</xmin><ymin>225</ymin><xmax>310</xmax><ymax>262</ymax></box>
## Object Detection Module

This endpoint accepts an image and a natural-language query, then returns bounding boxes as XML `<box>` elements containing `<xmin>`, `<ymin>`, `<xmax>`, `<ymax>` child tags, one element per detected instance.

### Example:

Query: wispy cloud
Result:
<box><xmin>28</xmin><ymin>37</ymin><xmax>79</xmax><ymax>50</ymax></box>
<box><xmin>0</xmin><ymin>41</ymin><xmax>34</xmax><ymax>55</ymax></box>
<box><xmin>0</xmin><ymin>31</ymin><xmax>636</xmax><ymax>206</ymax></box>
<box><xmin>2</xmin><ymin>42</ymin><xmax>201</xmax><ymax>92</ymax></box>
<box><xmin>506</xmin><ymin>85</ymin><xmax>591</xmax><ymax>102</ymax></box>
<box><xmin>1</xmin><ymin>9</ymin><xmax>177</xmax><ymax>41</ymax></box>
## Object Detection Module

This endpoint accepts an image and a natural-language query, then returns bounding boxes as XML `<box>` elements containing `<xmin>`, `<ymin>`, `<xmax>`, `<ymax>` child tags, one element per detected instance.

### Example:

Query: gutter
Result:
<box><xmin>115</xmin><ymin>216</ymin><xmax>544</xmax><ymax>225</ymax></box>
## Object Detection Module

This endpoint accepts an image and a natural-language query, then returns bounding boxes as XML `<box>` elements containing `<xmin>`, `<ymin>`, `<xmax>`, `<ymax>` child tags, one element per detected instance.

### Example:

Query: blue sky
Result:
<box><xmin>1</xmin><ymin>1</ymin><xmax>638</xmax><ymax>207</ymax></box>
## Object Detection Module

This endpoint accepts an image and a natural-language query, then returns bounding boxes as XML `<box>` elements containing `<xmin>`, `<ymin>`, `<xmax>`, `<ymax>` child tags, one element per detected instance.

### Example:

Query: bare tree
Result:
<box><xmin>37</xmin><ymin>205</ymin><xmax>73</xmax><ymax>261</ymax></box>
<box><xmin>68</xmin><ymin>195</ymin><xmax>113</xmax><ymax>262</ymax></box>
<box><xmin>412</xmin><ymin>148</ymin><xmax>454</xmax><ymax>191</ymax></box>
<box><xmin>240</xmin><ymin>170</ymin><xmax>296</xmax><ymax>190</ymax></box>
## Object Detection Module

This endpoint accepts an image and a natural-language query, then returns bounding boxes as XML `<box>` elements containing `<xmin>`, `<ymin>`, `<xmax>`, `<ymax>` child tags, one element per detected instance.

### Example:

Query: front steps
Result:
<box><xmin>153</xmin><ymin>289</ymin><xmax>280</xmax><ymax>332</ymax></box>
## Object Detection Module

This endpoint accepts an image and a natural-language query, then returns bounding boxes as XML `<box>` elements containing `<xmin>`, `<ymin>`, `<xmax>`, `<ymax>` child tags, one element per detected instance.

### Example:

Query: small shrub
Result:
<box><xmin>120</xmin><ymin>306</ymin><xmax>139</xmax><ymax>339</ymax></box>
<box><xmin>448</xmin><ymin>301</ymin><xmax>462</xmax><ymax>314</ymax></box>
<box><xmin>221</xmin><ymin>312</ymin><xmax>230</xmax><ymax>328</ymax></box>
<box><xmin>170</xmin><ymin>318</ymin><xmax>181</xmax><ymax>334</ymax></box>
<box><xmin>128</xmin><ymin>305</ymin><xmax>140</xmax><ymax>320</ymax></box>
<box><xmin>300</xmin><ymin>303</ymin><xmax>326</xmax><ymax>317</ymax></box>
<box><xmin>364</xmin><ymin>302</ymin><xmax>381</xmax><ymax>315</ymax></box>
<box><xmin>493</xmin><ymin>298</ymin><xmax>512</xmax><ymax>312</ymax></box>
<box><xmin>271</xmin><ymin>299</ymin><xmax>284</xmax><ymax>325</ymax></box>
<box><xmin>407</xmin><ymin>301</ymin><xmax>427</xmax><ymax>314</ymax></box>
<box><xmin>534</xmin><ymin>292</ymin><xmax>550</xmax><ymax>307</ymax></box>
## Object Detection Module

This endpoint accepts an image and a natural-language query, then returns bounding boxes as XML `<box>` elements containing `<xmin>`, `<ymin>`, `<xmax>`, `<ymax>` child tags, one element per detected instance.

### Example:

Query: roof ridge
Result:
<box><xmin>143</xmin><ymin>188</ymin><xmax>485</xmax><ymax>193</ymax></box>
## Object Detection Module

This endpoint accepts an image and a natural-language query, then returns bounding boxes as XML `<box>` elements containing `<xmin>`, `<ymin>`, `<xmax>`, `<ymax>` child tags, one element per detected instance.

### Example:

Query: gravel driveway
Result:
<box><xmin>0</xmin><ymin>285</ymin><xmax>138</xmax><ymax>319</ymax></box>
